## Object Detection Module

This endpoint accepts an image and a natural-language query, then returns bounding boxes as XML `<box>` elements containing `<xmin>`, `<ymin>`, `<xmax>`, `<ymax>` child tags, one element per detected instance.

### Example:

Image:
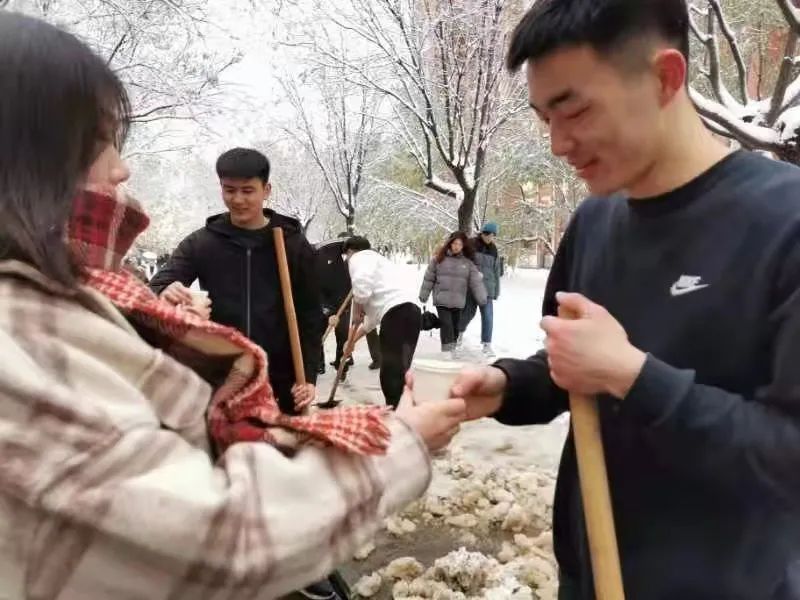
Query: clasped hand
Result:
<box><xmin>438</xmin><ymin>293</ymin><xmax>646</xmax><ymax>432</ymax></box>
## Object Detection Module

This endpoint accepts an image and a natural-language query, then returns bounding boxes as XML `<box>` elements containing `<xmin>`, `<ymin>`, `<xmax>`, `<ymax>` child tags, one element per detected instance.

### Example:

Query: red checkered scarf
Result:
<box><xmin>69</xmin><ymin>190</ymin><xmax>390</xmax><ymax>456</ymax></box>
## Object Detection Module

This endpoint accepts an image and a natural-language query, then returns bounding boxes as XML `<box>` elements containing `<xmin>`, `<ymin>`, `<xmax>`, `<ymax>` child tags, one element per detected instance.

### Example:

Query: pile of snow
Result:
<box><xmin>335</xmin><ymin>263</ymin><xmax>564</xmax><ymax>598</ymax></box>
<box><xmin>354</xmin><ymin>543</ymin><xmax>557</xmax><ymax>599</ymax></box>
<box><xmin>353</xmin><ymin>450</ymin><xmax>560</xmax><ymax>599</ymax></box>
<box><xmin>400</xmin><ymin>449</ymin><xmax>557</xmax><ymax>537</ymax></box>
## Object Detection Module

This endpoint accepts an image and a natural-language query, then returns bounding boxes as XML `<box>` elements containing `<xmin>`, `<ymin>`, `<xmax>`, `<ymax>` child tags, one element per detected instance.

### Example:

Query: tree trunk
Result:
<box><xmin>458</xmin><ymin>188</ymin><xmax>477</xmax><ymax>233</ymax></box>
<box><xmin>345</xmin><ymin>213</ymin><xmax>355</xmax><ymax>235</ymax></box>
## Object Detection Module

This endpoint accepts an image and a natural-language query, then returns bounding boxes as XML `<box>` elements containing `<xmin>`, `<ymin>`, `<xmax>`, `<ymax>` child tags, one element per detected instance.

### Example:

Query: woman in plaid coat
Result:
<box><xmin>0</xmin><ymin>13</ymin><xmax>466</xmax><ymax>599</ymax></box>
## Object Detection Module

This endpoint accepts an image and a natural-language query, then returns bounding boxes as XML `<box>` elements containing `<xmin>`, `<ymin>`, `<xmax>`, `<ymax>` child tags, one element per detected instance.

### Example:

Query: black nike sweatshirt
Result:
<box><xmin>494</xmin><ymin>151</ymin><xmax>800</xmax><ymax>599</ymax></box>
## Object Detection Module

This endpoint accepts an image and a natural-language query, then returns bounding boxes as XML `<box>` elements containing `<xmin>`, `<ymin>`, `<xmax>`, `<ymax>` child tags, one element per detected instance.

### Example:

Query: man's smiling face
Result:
<box><xmin>527</xmin><ymin>44</ymin><xmax>664</xmax><ymax>196</ymax></box>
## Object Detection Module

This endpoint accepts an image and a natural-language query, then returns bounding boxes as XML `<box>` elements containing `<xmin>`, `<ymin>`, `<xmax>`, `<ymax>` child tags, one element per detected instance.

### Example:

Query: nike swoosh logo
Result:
<box><xmin>670</xmin><ymin>283</ymin><xmax>709</xmax><ymax>297</ymax></box>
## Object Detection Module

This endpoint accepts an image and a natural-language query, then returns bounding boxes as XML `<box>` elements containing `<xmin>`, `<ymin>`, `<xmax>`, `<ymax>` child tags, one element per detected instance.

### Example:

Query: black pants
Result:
<box><xmin>366</xmin><ymin>329</ymin><xmax>381</xmax><ymax>365</ymax></box>
<box><xmin>557</xmin><ymin>571</ymin><xmax>582</xmax><ymax>600</ymax></box>
<box><xmin>436</xmin><ymin>306</ymin><xmax>461</xmax><ymax>348</ymax></box>
<box><xmin>268</xmin><ymin>350</ymin><xmax>299</xmax><ymax>415</ymax></box>
<box><xmin>379</xmin><ymin>303</ymin><xmax>421</xmax><ymax>408</ymax></box>
<box><xmin>459</xmin><ymin>293</ymin><xmax>477</xmax><ymax>333</ymax></box>
<box><xmin>333</xmin><ymin>305</ymin><xmax>350</xmax><ymax>364</ymax></box>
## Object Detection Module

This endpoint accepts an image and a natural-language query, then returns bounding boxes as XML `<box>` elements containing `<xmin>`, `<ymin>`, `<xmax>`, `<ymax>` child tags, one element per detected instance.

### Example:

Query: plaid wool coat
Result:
<box><xmin>0</xmin><ymin>259</ymin><xmax>431</xmax><ymax>599</ymax></box>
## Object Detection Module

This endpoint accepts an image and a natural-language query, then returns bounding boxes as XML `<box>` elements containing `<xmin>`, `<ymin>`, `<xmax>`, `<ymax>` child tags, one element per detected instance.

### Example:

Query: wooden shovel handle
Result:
<box><xmin>274</xmin><ymin>228</ymin><xmax>306</xmax><ymax>386</ymax></box>
<box><xmin>559</xmin><ymin>305</ymin><xmax>625</xmax><ymax>600</ymax></box>
<box><xmin>327</xmin><ymin>324</ymin><xmax>359</xmax><ymax>404</ymax></box>
<box><xmin>322</xmin><ymin>291</ymin><xmax>353</xmax><ymax>343</ymax></box>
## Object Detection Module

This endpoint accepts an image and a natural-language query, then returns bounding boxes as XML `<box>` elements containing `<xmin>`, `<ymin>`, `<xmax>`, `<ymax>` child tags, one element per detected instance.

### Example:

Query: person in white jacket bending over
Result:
<box><xmin>343</xmin><ymin>236</ymin><xmax>422</xmax><ymax>408</ymax></box>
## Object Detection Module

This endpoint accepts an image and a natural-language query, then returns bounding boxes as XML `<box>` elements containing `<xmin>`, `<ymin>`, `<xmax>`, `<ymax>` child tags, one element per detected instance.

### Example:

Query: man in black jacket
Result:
<box><xmin>452</xmin><ymin>1</ymin><xmax>800</xmax><ymax>599</ymax></box>
<box><xmin>151</xmin><ymin>149</ymin><xmax>337</xmax><ymax>599</ymax></box>
<box><xmin>150</xmin><ymin>148</ymin><xmax>323</xmax><ymax>418</ymax></box>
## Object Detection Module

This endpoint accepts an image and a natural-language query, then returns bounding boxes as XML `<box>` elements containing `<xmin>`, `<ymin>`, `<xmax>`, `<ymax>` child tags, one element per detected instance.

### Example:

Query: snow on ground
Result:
<box><xmin>335</xmin><ymin>262</ymin><xmax>549</xmax><ymax>368</ymax></box>
<box><xmin>313</xmin><ymin>264</ymin><xmax>568</xmax><ymax>600</ymax></box>
<box><xmin>460</xmin><ymin>266</ymin><xmax>549</xmax><ymax>359</ymax></box>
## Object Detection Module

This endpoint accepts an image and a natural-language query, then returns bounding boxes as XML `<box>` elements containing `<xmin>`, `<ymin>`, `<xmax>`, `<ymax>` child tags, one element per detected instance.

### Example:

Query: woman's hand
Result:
<box><xmin>396</xmin><ymin>374</ymin><xmax>466</xmax><ymax>452</ymax></box>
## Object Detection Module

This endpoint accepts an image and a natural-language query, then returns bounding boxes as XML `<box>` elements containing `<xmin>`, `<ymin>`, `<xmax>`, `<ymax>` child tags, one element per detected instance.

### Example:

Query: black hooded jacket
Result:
<box><xmin>150</xmin><ymin>209</ymin><xmax>323</xmax><ymax>385</ymax></box>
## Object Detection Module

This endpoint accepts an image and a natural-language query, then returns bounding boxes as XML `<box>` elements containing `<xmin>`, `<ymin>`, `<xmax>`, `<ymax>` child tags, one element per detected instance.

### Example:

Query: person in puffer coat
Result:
<box><xmin>419</xmin><ymin>231</ymin><xmax>488</xmax><ymax>354</ymax></box>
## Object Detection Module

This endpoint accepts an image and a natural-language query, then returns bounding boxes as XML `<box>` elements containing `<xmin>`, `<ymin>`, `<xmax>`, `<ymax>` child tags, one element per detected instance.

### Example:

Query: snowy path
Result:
<box><xmin>317</xmin><ymin>263</ymin><xmax>551</xmax><ymax>407</ymax></box>
<box><xmin>310</xmin><ymin>265</ymin><xmax>569</xmax><ymax>599</ymax></box>
<box><xmin>316</xmin><ymin>264</ymin><xmax>567</xmax><ymax>462</ymax></box>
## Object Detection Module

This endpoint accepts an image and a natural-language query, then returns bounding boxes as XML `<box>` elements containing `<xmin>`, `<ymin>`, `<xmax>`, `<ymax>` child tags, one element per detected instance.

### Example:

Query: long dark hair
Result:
<box><xmin>435</xmin><ymin>231</ymin><xmax>474</xmax><ymax>263</ymax></box>
<box><xmin>0</xmin><ymin>13</ymin><xmax>131</xmax><ymax>287</ymax></box>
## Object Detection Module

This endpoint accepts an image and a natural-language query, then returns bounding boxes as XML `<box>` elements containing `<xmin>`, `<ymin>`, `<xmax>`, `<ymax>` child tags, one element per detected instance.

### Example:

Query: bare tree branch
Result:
<box><xmin>129</xmin><ymin>103</ymin><xmax>182</xmax><ymax>121</ymax></box>
<box><xmin>777</xmin><ymin>0</ymin><xmax>800</xmax><ymax>37</ymax></box>
<box><xmin>767</xmin><ymin>31</ymin><xmax>799</xmax><ymax>125</ymax></box>
<box><xmin>277</xmin><ymin>62</ymin><xmax>379</xmax><ymax>231</ymax></box>
<box><xmin>690</xmin><ymin>0</ymin><xmax>741</xmax><ymax>109</ymax></box>
<box><xmin>708</xmin><ymin>0</ymin><xmax>749</xmax><ymax>103</ymax></box>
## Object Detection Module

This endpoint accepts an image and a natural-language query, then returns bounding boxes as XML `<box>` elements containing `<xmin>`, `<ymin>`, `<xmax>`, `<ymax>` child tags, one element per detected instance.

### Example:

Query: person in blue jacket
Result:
<box><xmin>458</xmin><ymin>222</ymin><xmax>503</xmax><ymax>357</ymax></box>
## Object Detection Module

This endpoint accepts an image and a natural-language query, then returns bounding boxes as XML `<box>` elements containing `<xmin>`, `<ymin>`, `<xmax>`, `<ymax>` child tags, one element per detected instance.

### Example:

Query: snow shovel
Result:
<box><xmin>323</xmin><ymin>291</ymin><xmax>353</xmax><ymax>343</ymax></box>
<box><xmin>322</xmin><ymin>323</ymin><xmax>359</xmax><ymax>407</ymax></box>
<box><xmin>559</xmin><ymin>305</ymin><xmax>625</xmax><ymax>600</ymax></box>
<box><xmin>274</xmin><ymin>227</ymin><xmax>353</xmax><ymax>600</ymax></box>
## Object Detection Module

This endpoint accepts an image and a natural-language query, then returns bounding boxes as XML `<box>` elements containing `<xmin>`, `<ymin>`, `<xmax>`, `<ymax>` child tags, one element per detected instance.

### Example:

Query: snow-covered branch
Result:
<box><xmin>425</xmin><ymin>175</ymin><xmax>464</xmax><ymax>201</ymax></box>
<box><xmin>690</xmin><ymin>87</ymin><xmax>783</xmax><ymax>148</ymax></box>
<box><xmin>689</xmin><ymin>0</ymin><xmax>800</xmax><ymax>163</ymax></box>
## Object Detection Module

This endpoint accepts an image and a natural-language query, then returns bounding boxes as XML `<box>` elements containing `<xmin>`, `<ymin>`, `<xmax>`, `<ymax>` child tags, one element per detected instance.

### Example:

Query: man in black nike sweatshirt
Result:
<box><xmin>451</xmin><ymin>1</ymin><xmax>800</xmax><ymax>598</ymax></box>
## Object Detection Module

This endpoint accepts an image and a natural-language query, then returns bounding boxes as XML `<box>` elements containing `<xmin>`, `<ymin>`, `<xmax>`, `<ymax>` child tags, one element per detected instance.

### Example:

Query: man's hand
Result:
<box><xmin>352</xmin><ymin>305</ymin><xmax>365</xmax><ymax>327</ymax></box>
<box><xmin>541</xmin><ymin>292</ymin><xmax>646</xmax><ymax>399</ymax></box>
<box><xmin>396</xmin><ymin>374</ymin><xmax>466</xmax><ymax>452</ymax></box>
<box><xmin>161</xmin><ymin>281</ymin><xmax>194</xmax><ymax>306</ymax></box>
<box><xmin>291</xmin><ymin>383</ymin><xmax>316</xmax><ymax>412</ymax></box>
<box><xmin>328</xmin><ymin>315</ymin><xmax>340</xmax><ymax>327</ymax></box>
<box><xmin>450</xmin><ymin>366</ymin><xmax>507</xmax><ymax>421</ymax></box>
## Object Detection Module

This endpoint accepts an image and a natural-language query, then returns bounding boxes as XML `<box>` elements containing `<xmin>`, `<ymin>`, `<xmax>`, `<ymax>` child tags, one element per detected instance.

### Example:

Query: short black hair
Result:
<box><xmin>506</xmin><ymin>0</ymin><xmax>689</xmax><ymax>72</ymax></box>
<box><xmin>0</xmin><ymin>12</ymin><xmax>131</xmax><ymax>288</ymax></box>
<box><xmin>342</xmin><ymin>236</ymin><xmax>371</xmax><ymax>253</ymax></box>
<box><xmin>216</xmin><ymin>148</ymin><xmax>271</xmax><ymax>183</ymax></box>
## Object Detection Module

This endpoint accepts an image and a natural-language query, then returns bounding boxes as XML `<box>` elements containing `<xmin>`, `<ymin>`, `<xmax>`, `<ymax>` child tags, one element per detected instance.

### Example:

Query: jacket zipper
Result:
<box><xmin>246</xmin><ymin>248</ymin><xmax>252</xmax><ymax>337</ymax></box>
